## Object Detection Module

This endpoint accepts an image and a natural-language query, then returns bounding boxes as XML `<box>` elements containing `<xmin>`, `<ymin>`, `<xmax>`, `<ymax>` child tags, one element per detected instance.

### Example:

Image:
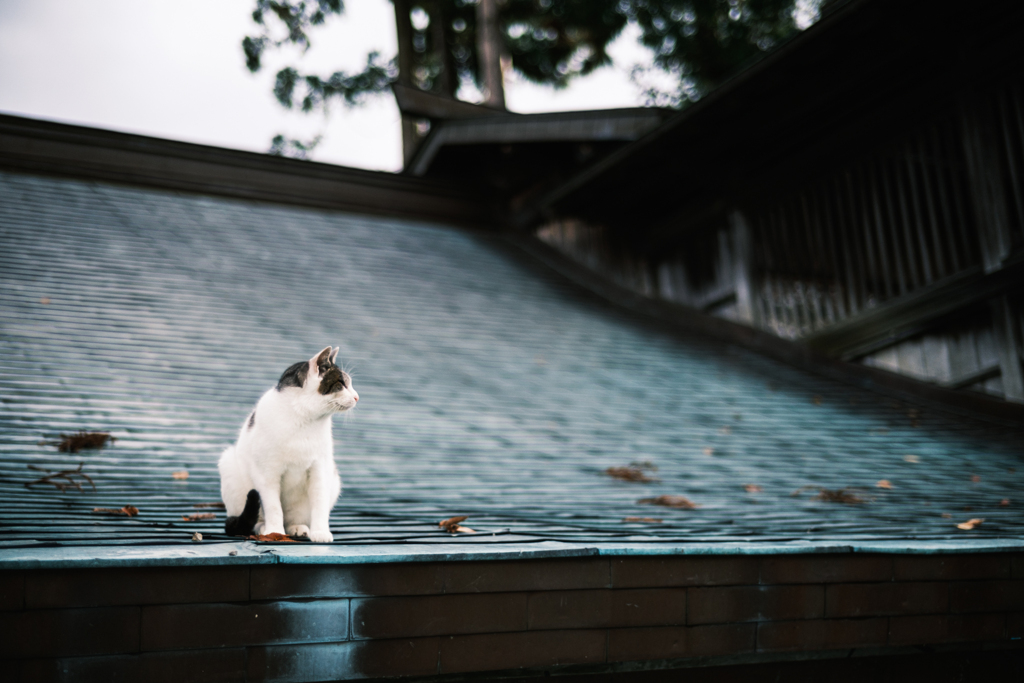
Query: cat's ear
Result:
<box><xmin>330</xmin><ymin>347</ymin><xmax>340</xmax><ymax>363</ymax></box>
<box><xmin>309</xmin><ymin>346</ymin><xmax>332</xmax><ymax>376</ymax></box>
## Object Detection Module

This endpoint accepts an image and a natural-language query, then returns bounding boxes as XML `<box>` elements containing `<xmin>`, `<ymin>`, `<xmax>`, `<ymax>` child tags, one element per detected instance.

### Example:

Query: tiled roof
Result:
<box><xmin>1</xmin><ymin>170</ymin><xmax>1022</xmax><ymax>554</ymax></box>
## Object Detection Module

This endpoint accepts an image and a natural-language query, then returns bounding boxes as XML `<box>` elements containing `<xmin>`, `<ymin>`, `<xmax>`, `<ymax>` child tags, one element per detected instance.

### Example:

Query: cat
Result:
<box><xmin>219</xmin><ymin>346</ymin><xmax>358</xmax><ymax>542</ymax></box>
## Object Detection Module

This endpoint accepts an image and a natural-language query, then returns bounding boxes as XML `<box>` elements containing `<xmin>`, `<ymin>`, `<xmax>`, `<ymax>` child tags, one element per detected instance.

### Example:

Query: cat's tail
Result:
<box><xmin>224</xmin><ymin>489</ymin><xmax>261</xmax><ymax>537</ymax></box>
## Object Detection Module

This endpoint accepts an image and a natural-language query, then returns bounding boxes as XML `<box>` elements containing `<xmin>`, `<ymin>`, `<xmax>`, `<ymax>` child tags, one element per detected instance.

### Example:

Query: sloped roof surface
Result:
<box><xmin>1</xmin><ymin>170</ymin><xmax>1022</xmax><ymax>552</ymax></box>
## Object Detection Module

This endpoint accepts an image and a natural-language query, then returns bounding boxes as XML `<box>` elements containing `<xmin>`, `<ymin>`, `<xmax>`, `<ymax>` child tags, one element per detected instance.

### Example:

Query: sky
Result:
<box><xmin>0</xmin><ymin>0</ymin><xmax>663</xmax><ymax>172</ymax></box>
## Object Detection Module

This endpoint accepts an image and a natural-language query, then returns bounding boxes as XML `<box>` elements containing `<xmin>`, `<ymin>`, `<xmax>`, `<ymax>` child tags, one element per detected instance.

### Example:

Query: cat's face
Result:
<box><xmin>277</xmin><ymin>346</ymin><xmax>358</xmax><ymax>414</ymax></box>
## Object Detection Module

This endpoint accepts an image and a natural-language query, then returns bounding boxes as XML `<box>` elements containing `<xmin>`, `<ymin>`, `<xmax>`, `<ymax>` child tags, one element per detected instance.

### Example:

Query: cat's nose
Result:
<box><xmin>352</xmin><ymin>394</ymin><xmax>359</xmax><ymax>402</ymax></box>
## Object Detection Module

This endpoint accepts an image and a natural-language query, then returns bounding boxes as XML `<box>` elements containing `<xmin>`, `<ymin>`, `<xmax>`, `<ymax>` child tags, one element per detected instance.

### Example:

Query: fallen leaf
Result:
<box><xmin>638</xmin><ymin>495</ymin><xmax>700</xmax><ymax>509</ymax></box>
<box><xmin>907</xmin><ymin>409</ymin><xmax>920</xmax><ymax>419</ymax></box>
<box><xmin>941</xmin><ymin>513</ymin><xmax>952</xmax><ymax>518</ymax></box>
<box><xmin>971</xmin><ymin>475</ymin><xmax>981</xmax><ymax>483</ymax></box>
<box><xmin>193</xmin><ymin>502</ymin><xmax>226</xmax><ymax>509</ymax></box>
<box><xmin>191</xmin><ymin>532</ymin><xmax>203</xmax><ymax>542</ymax></box>
<box><xmin>812</xmin><ymin>395</ymin><xmax>823</xmax><ymax>405</ymax></box>
<box><xmin>439</xmin><ymin>516</ymin><xmax>474</xmax><ymax>533</ymax></box>
<box><xmin>438</xmin><ymin>515</ymin><xmax>467</xmax><ymax>530</ymax></box>
<box><xmin>45</xmin><ymin>431</ymin><xmax>115</xmax><ymax>453</ymax></box>
<box><xmin>26</xmin><ymin>462</ymin><xmax>95</xmax><ymax>492</ymax></box>
<box><xmin>744</xmin><ymin>484</ymin><xmax>762</xmax><ymax>493</ymax></box>
<box><xmin>903</xmin><ymin>454</ymin><xmax>920</xmax><ymax>464</ymax></box>
<box><xmin>812</xmin><ymin>488</ymin><xmax>864</xmax><ymax>504</ymax></box>
<box><xmin>606</xmin><ymin>466</ymin><xmax>657</xmax><ymax>482</ymax></box>
<box><xmin>956</xmin><ymin>518</ymin><xmax>984</xmax><ymax>530</ymax></box>
<box><xmin>623</xmin><ymin>517</ymin><xmax>663</xmax><ymax>523</ymax></box>
<box><xmin>876</xmin><ymin>480</ymin><xmax>893</xmax><ymax>489</ymax></box>
<box><xmin>182</xmin><ymin>513</ymin><xmax>215</xmax><ymax>521</ymax></box>
<box><xmin>703</xmin><ymin>447</ymin><xmax>714</xmax><ymax>456</ymax></box>
<box><xmin>1000</xmin><ymin>499</ymin><xmax>1011</xmax><ymax>506</ymax></box>
<box><xmin>719</xmin><ymin>426</ymin><xmax>732</xmax><ymax>435</ymax></box>
<box><xmin>40</xmin><ymin>297</ymin><xmax>50</xmax><ymax>304</ymax></box>
<box><xmin>248</xmin><ymin>533</ymin><xmax>298</xmax><ymax>542</ymax></box>
<box><xmin>172</xmin><ymin>470</ymin><xmax>189</xmax><ymax>480</ymax></box>
<box><xmin>93</xmin><ymin>506</ymin><xmax>139</xmax><ymax>517</ymax></box>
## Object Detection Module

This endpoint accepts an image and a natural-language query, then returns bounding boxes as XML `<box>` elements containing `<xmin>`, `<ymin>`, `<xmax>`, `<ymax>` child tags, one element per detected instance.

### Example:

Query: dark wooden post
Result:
<box><xmin>959</xmin><ymin>93</ymin><xmax>1024</xmax><ymax>402</ymax></box>
<box><xmin>393</xmin><ymin>0</ymin><xmax>422</xmax><ymax>168</ymax></box>
<box><xmin>476</xmin><ymin>0</ymin><xmax>505</xmax><ymax>110</ymax></box>
<box><xmin>430</xmin><ymin>0</ymin><xmax>456</xmax><ymax>98</ymax></box>
<box><xmin>729</xmin><ymin>209</ymin><xmax>759</xmax><ymax>327</ymax></box>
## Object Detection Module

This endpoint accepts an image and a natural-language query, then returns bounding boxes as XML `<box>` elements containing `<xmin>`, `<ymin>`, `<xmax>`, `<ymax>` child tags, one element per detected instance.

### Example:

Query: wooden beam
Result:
<box><xmin>391</xmin><ymin>83</ymin><xmax>511</xmax><ymax>121</ymax></box>
<box><xmin>802</xmin><ymin>253</ymin><xmax>1024</xmax><ymax>360</ymax></box>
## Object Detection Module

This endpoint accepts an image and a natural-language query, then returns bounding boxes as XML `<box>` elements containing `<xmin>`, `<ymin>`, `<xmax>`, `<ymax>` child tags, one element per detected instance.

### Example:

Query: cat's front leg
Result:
<box><xmin>250</xmin><ymin>471</ymin><xmax>286</xmax><ymax>536</ymax></box>
<box><xmin>305</xmin><ymin>460</ymin><xmax>339</xmax><ymax>543</ymax></box>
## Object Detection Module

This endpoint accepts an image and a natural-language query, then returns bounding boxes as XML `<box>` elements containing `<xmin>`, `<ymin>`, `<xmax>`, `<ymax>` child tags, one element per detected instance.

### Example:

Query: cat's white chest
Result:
<box><xmin>251</xmin><ymin>415</ymin><xmax>331</xmax><ymax>469</ymax></box>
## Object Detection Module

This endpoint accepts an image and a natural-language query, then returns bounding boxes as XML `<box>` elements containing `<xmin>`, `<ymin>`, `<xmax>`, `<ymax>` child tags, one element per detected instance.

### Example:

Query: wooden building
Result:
<box><xmin>519</xmin><ymin>0</ymin><xmax>1024</xmax><ymax>405</ymax></box>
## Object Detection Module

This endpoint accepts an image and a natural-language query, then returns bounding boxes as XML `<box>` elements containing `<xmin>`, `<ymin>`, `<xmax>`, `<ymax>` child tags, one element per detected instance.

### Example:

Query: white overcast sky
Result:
<box><xmin>0</xmin><ymin>0</ymin><xmax>663</xmax><ymax>172</ymax></box>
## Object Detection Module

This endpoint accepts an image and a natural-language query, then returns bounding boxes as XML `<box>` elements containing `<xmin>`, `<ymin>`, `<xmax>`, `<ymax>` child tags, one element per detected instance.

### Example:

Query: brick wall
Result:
<box><xmin>1</xmin><ymin>553</ymin><xmax>1022</xmax><ymax>681</ymax></box>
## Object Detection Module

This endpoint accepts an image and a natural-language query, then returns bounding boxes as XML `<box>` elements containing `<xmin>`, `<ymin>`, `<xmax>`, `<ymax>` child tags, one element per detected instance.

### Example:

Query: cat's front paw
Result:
<box><xmin>286</xmin><ymin>524</ymin><xmax>310</xmax><ymax>538</ymax></box>
<box><xmin>307</xmin><ymin>529</ymin><xmax>333</xmax><ymax>543</ymax></box>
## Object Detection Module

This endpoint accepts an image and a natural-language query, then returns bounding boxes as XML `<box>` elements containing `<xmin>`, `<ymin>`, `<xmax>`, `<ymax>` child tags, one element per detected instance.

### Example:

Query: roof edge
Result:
<box><xmin>522</xmin><ymin>0</ymin><xmax>869</xmax><ymax>223</ymax></box>
<box><xmin>508</xmin><ymin>234</ymin><xmax>1024</xmax><ymax>427</ymax></box>
<box><xmin>3</xmin><ymin>538</ymin><xmax>1022</xmax><ymax>571</ymax></box>
<box><xmin>0</xmin><ymin>112</ymin><xmax>498</xmax><ymax>227</ymax></box>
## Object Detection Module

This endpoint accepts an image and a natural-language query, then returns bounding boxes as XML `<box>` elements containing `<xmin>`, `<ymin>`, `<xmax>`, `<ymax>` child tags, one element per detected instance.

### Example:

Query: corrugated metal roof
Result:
<box><xmin>1</xmin><ymin>170</ymin><xmax>1022</xmax><ymax>554</ymax></box>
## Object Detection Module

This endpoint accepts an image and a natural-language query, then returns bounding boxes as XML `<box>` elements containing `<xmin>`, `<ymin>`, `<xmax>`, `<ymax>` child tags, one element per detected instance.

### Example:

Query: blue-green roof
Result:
<box><xmin>1</xmin><ymin>170</ymin><xmax>1022</xmax><ymax>567</ymax></box>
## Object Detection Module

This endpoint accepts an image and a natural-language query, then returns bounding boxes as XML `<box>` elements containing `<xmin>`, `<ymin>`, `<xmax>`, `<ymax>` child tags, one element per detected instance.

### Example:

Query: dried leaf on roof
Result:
<box><xmin>39</xmin><ymin>431</ymin><xmax>116</xmax><ymax>453</ymax></box>
<box><xmin>1000</xmin><ymin>499</ymin><xmax>1011</xmax><ymax>506</ymax></box>
<box><xmin>971</xmin><ymin>475</ymin><xmax>981</xmax><ymax>483</ymax></box>
<box><xmin>903</xmin><ymin>454</ymin><xmax>920</xmax><ymax>463</ymax></box>
<box><xmin>744</xmin><ymin>484</ymin><xmax>762</xmax><ymax>493</ymax></box>
<box><xmin>623</xmin><ymin>516</ymin><xmax>663</xmax><ymax>523</ymax></box>
<box><xmin>193</xmin><ymin>502</ymin><xmax>226</xmax><ymax>509</ymax></box>
<box><xmin>876</xmin><ymin>480</ymin><xmax>893</xmax><ymax>489</ymax></box>
<box><xmin>956</xmin><ymin>518</ymin><xmax>984</xmax><ymax>530</ymax></box>
<box><xmin>638</xmin><ymin>495</ymin><xmax>700</xmax><ymax>509</ymax></box>
<box><xmin>438</xmin><ymin>515</ymin><xmax>474</xmax><ymax>533</ymax></box>
<box><xmin>26</xmin><ymin>463</ymin><xmax>95</xmax><ymax>492</ymax></box>
<box><xmin>606</xmin><ymin>466</ymin><xmax>657</xmax><ymax>482</ymax></box>
<box><xmin>248</xmin><ymin>532</ymin><xmax>298</xmax><ymax>542</ymax></box>
<box><xmin>812</xmin><ymin>488</ymin><xmax>864</xmax><ymax>504</ymax></box>
<box><xmin>182</xmin><ymin>513</ymin><xmax>215</xmax><ymax>521</ymax></box>
<box><xmin>812</xmin><ymin>395</ymin><xmax>823</xmax><ymax>405</ymax></box>
<box><xmin>703</xmin><ymin>447</ymin><xmax>714</xmax><ymax>456</ymax></box>
<box><xmin>93</xmin><ymin>506</ymin><xmax>139</xmax><ymax>517</ymax></box>
<box><xmin>172</xmin><ymin>470</ymin><xmax>190</xmax><ymax>480</ymax></box>
<box><xmin>941</xmin><ymin>513</ymin><xmax>952</xmax><ymax>518</ymax></box>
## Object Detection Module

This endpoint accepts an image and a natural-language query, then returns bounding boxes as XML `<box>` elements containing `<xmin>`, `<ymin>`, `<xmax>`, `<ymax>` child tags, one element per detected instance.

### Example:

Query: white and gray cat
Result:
<box><xmin>219</xmin><ymin>346</ymin><xmax>358</xmax><ymax>542</ymax></box>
